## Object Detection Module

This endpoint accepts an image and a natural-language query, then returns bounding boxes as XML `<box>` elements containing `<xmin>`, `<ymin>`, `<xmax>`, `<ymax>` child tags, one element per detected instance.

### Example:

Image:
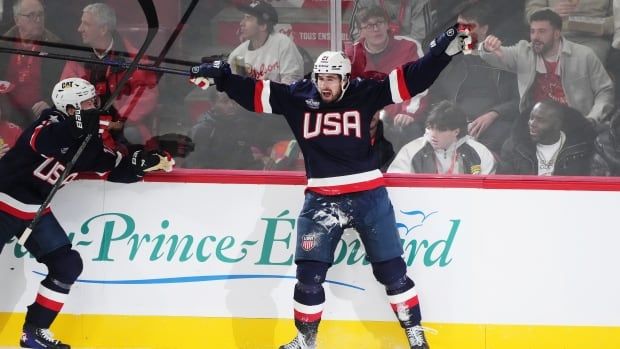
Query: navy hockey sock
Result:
<box><xmin>293</xmin><ymin>282</ymin><xmax>325</xmax><ymax>341</ymax></box>
<box><xmin>25</xmin><ymin>276</ymin><xmax>71</xmax><ymax>329</ymax></box>
<box><xmin>25</xmin><ymin>247</ymin><xmax>82</xmax><ymax>329</ymax></box>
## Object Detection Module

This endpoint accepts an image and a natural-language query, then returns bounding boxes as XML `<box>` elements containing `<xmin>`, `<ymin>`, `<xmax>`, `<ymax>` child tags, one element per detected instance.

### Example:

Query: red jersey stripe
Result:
<box><xmin>35</xmin><ymin>294</ymin><xmax>64</xmax><ymax>312</ymax></box>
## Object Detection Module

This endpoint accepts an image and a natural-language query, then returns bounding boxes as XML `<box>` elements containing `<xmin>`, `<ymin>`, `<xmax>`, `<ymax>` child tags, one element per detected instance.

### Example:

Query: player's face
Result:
<box><xmin>79</xmin><ymin>97</ymin><xmax>99</xmax><ymax>112</ymax></box>
<box><xmin>528</xmin><ymin>102</ymin><xmax>561</xmax><ymax>144</ymax></box>
<box><xmin>239</xmin><ymin>14</ymin><xmax>262</xmax><ymax>41</ymax></box>
<box><xmin>360</xmin><ymin>16</ymin><xmax>389</xmax><ymax>49</ymax></box>
<box><xmin>14</xmin><ymin>0</ymin><xmax>45</xmax><ymax>40</ymax></box>
<box><xmin>530</xmin><ymin>20</ymin><xmax>560</xmax><ymax>54</ymax></box>
<box><xmin>426</xmin><ymin>127</ymin><xmax>459</xmax><ymax>150</ymax></box>
<box><xmin>79</xmin><ymin>11</ymin><xmax>106</xmax><ymax>47</ymax></box>
<box><xmin>316</xmin><ymin>74</ymin><xmax>342</xmax><ymax>103</ymax></box>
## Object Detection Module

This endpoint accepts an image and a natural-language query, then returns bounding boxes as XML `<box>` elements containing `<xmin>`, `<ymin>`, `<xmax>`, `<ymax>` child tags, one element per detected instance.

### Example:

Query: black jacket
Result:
<box><xmin>499</xmin><ymin>109</ymin><xmax>602</xmax><ymax>176</ymax></box>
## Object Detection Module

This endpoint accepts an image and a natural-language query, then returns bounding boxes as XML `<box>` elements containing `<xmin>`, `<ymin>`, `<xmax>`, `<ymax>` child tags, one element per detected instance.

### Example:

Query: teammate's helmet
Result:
<box><xmin>312</xmin><ymin>51</ymin><xmax>351</xmax><ymax>100</ymax></box>
<box><xmin>52</xmin><ymin>77</ymin><xmax>97</xmax><ymax>115</ymax></box>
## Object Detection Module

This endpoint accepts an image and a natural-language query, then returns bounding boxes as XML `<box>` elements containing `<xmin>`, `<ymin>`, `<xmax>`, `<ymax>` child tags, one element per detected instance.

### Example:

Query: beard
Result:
<box><xmin>532</xmin><ymin>39</ymin><xmax>554</xmax><ymax>54</ymax></box>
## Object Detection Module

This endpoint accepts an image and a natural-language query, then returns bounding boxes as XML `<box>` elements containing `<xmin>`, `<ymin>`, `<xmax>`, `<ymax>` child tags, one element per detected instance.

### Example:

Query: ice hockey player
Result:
<box><xmin>190</xmin><ymin>24</ymin><xmax>472</xmax><ymax>349</ymax></box>
<box><xmin>0</xmin><ymin>77</ymin><xmax>173</xmax><ymax>349</ymax></box>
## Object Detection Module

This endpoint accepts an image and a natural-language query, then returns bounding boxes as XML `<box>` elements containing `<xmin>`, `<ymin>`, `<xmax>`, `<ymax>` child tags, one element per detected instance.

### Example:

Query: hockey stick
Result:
<box><xmin>18</xmin><ymin>0</ymin><xmax>159</xmax><ymax>246</ymax></box>
<box><xmin>0</xmin><ymin>46</ymin><xmax>204</xmax><ymax>77</ymax></box>
<box><xmin>0</xmin><ymin>34</ymin><xmax>207</xmax><ymax>67</ymax></box>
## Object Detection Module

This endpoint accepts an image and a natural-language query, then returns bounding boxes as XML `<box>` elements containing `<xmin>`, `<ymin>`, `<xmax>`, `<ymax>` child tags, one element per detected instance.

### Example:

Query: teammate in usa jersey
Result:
<box><xmin>0</xmin><ymin>78</ymin><xmax>173</xmax><ymax>349</ymax></box>
<box><xmin>190</xmin><ymin>24</ymin><xmax>473</xmax><ymax>349</ymax></box>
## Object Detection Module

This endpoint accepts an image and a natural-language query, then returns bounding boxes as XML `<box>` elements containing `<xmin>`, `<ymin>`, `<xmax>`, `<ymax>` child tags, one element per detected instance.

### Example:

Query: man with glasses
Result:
<box><xmin>346</xmin><ymin>6</ymin><xmax>430</xmax><ymax>153</ymax></box>
<box><xmin>0</xmin><ymin>0</ymin><xmax>63</xmax><ymax>127</ymax></box>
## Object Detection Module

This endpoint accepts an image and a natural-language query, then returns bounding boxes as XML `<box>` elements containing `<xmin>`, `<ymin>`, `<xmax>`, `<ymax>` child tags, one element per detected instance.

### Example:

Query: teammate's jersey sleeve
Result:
<box><xmin>220</xmin><ymin>75</ymin><xmax>293</xmax><ymax>116</ymax></box>
<box><xmin>28</xmin><ymin>117</ymin><xmax>77</xmax><ymax>158</ymax></box>
<box><xmin>29</xmin><ymin>111</ymin><xmax>130</xmax><ymax>178</ymax></box>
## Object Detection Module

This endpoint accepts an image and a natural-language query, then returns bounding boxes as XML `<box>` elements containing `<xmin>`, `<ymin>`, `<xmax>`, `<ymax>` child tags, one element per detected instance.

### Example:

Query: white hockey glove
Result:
<box><xmin>189</xmin><ymin>61</ymin><xmax>231</xmax><ymax>90</ymax></box>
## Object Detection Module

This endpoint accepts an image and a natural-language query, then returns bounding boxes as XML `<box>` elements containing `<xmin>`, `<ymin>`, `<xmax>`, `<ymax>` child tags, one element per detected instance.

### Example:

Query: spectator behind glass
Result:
<box><xmin>0</xmin><ymin>0</ymin><xmax>63</xmax><ymax>127</ymax></box>
<box><xmin>346</xmin><ymin>5</ymin><xmax>429</xmax><ymax>151</ymax></box>
<box><xmin>388</xmin><ymin>100</ymin><xmax>496</xmax><ymax>174</ymax></box>
<box><xmin>499</xmin><ymin>99</ymin><xmax>608</xmax><ymax>175</ymax></box>
<box><xmin>353</xmin><ymin>0</ymin><xmax>435</xmax><ymax>42</ymax></box>
<box><xmin>430</xmin><ymin>0</ymin><xmax>528</xmax><ymax>46</ymax></box>
<box><xmin>184</xmin><ymin>90</ymin><xmax>263</xmax><ymax>170</ymax></box>
<box><xmin>429</xmin><ymin>3</ymin><xmax>520</xmax><ymax>155</ymax></box>
<box><xmin>228</xmin><ymin>0</ymin><xmax>304</xmax><ymax>84</ymax></box>
<box><xmin>525</xmin><ymin>0</ymin><xmax>617</xmax><ymax>63</ymax></box>
<box><xmin>61</xmin><ymin>2</ymin><xmax>159</xmax><ymax>144</ymax></box>
<box><xmin>480</xmin><ymin>9</ymin><xmax>614</xmax><ymax>126</ymax></box>
<box><xmin>0</xmin><ymin>82</ymin><xmax>23</xmax><ymax>159</ymax></box>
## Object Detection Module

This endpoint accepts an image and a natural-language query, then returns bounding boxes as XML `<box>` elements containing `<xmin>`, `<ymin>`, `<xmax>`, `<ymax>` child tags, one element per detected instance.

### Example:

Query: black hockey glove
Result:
<box><xmin>144</xmin><ymin>133</ymin><xmax>195</xmax><ymax>158</ymax></box>
<box><xmin>72</xmin><ymin>108</ymin><xmax>101</xmax><ymax>139</ymax></box>
<box><xmin>130</xmin><ymin>149</ymin><xmax>175</xmax><ymax>177</ymax></box>
<box><xmin>429</xmin><ymin>24</ymin><xmax>474</xmax><ymax>58</ymax></box>
<box><xmin>189</xmin><ymin>61</ymin><xmax>231</xmax><ymax>91</ymax></box>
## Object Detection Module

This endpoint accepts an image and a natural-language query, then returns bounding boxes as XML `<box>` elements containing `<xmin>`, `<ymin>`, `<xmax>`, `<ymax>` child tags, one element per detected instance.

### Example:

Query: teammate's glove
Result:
<box><xmin>189</xmin><ymin>61</ymin><xmax>231</xmax><ymax>91</ymax></box>
<box><xmin>130</xmin><ymin>149</ymin><xmax>175</xmax><ymax>177</ymax></box>
<box><xmin>145</xmin><ymin>133</ymin><xmax>195</xmax><ymax>158</ymax></box>
<box><xmin>429</xmin><ymin>24</ymin><xmax>475</xmax><ymax>58</ymax></box>
<box><xmin>72</xmin><ymin>108</ymin><xmax>101</xmax><ymax>139</ymax></box>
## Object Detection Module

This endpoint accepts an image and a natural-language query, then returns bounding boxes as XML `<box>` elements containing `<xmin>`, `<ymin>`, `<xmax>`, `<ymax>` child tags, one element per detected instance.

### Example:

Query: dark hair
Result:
<box><xmin>356</xmin><ymin>6</ymin><xmax>389</xmax><ymax>26</ymax></box>
<box><xmin>426</xmin><ymin>101</ymin><xmax>468</xmax><ymax>138</ymax></box>
<box><xmin>529</xmin><ymin>9</ymin><xmax>563</xmax><ymax>31</ymax></box>
<box><xmin>459</xmin><ymin>2</ymin><xmax>493</xmax><ymax>27</ymax></box>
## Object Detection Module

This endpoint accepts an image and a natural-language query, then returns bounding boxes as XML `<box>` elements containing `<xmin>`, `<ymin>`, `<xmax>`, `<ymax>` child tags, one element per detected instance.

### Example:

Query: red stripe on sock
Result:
<box><xmin>294</xmin><ymin>309</ymin><xmax>323</xmax><ymax>322</ymax></box>
<box><xmin>35</xmin><ymin>294</ymin><xmax>64</xmax><ymax>312</ymax></box>
<box><xmin>390</xmin><ymin>295</ymin><xmax>419</xmax><ymax>311</ymax></box>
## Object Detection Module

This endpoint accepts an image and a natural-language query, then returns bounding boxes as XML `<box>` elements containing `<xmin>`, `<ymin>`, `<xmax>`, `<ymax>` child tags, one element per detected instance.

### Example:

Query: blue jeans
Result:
<box><xmin>295</xmin><ymin>187</ymin><xmax>403</xmax><ymax>264</ymax></box>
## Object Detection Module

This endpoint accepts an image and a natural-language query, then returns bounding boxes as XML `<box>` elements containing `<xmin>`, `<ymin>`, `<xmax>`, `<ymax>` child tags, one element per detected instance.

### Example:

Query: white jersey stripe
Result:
<box><xmin>307</xmin><ymin>169</ymin><xmax>383</xmax><ymax>188</ymax></box>
<box><xmin>0</xmin><ymin>192</ymin><xmax>46</xmax><ymax>213</ymax></box>
<box><xmin>38</xmin><ymin>284</ymin><xmax>68</xmax><ymax>304</ymax></box>
<box><xmin>261</xmin><ymin>80</ymin><xmax>272</xmax><ymax>114</ymax></box>
<box><xmin>389</xmin><ymin>70</ymin><xmax>404</xmax><ymax>104</ymax></box>
<box><xmin>294</xmin><ymin>301</ymin><xmax>324</xmax><ymax>315</ymax></box>
<box><xmin>388</xmin><ymin>287</ymin><xmax>418</xmax><ymax>304</ymax></box>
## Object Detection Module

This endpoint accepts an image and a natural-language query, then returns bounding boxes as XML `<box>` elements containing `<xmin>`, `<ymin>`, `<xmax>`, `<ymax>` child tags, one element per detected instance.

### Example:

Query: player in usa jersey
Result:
<box><xmin>0</xmin><ymin>77</ymin><xmax>173</xmax><ymax>349</ymax></box>
<box><xmin>190</xmin><ymin>24</ymin><xmax>472</xmax><ymax>349</ymax></box>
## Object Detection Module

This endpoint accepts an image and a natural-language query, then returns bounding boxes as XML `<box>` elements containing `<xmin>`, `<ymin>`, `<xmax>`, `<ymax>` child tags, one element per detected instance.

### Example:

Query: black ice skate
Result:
<box><xmin>405</xmin><ymin>325</ymin><xmax>432</xmax><ymax>349</ymax></box>
<box><xmin>20</xmin><ymin>324</ymin><xmax>70</xmax><ymax>349</ymax></box>
<box><xmin>279</xmin><ymin>332</ymin><xmax>316</xmax><ymax>349</ymax></box>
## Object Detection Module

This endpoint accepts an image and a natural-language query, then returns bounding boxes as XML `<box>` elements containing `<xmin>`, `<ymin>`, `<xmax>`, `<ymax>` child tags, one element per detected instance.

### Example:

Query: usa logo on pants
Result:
<box><xmin>301</xmin><ymin>234</ymin><xmax>316</xmax><ymax>251</ymax></box>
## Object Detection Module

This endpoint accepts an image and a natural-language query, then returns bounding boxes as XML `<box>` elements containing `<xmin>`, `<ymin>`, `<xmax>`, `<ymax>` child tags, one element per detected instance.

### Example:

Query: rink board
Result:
<box><xmin>0</xmin><ymin>176</ymin><xmax>619</xmax><ymax>348</ymax></box>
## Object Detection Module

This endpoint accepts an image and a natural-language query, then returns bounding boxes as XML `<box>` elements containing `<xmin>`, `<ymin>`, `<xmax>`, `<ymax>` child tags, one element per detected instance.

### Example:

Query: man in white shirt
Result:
<box><xmin>228</xmin><ymin>0</ymin><xmax>304</xmax><ymax>85</ymax></box>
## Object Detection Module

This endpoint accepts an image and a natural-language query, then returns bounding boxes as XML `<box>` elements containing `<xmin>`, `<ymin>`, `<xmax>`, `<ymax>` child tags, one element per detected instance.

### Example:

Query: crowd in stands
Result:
<box><xmin>1</xmin><ymin>0</ymin><xmax>620</xmax><ymax>177</ymax></box>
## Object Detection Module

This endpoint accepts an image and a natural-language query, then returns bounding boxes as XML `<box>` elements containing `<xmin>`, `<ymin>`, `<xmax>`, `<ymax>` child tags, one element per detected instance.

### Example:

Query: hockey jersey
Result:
<box><xmin>0</xmin><ymin>108</ymin><xmax>141</xmax><ymax>219</ymax></box>
<box><xmin>219</xmin><ymin>53</ymin><xmax>451</xmax><ymax>195</ymax></box>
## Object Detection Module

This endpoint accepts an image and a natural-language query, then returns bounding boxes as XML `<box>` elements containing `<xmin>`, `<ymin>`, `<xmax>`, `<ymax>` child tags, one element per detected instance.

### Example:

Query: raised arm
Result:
<box><xmin>189</xmin><ymin>61</ymin><xmax>292</xmax><ymax>116</ymax></box>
